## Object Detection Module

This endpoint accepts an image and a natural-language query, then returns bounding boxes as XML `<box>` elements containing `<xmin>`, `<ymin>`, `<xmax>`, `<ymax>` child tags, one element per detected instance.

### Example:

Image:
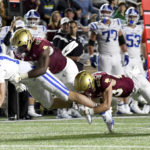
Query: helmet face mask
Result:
<box><xmin>125</xmin><ymin>7</ymin><xmax>139</xmax><ymax>25</ymax></box>
<box><xmin>74</xmin><ymin>71</ymin><xmax>95</xmax><ymax>97</ymax></box>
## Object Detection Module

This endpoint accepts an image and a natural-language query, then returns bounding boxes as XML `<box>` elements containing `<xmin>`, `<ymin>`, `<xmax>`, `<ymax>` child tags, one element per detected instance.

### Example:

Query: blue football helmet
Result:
<box><xmin>24</xmin><ymin>9</ymin><xmax>40</xmax><ymax>27</ymax></box>
<box><xmin>125</xmin><ymin>7</ymin><xmax>139</xmax><ymax>25</ymax></box>
<box><xmin>99</xmin><ymin>4</ymin><xmax>113</xmax><ymax>21</ymax></box>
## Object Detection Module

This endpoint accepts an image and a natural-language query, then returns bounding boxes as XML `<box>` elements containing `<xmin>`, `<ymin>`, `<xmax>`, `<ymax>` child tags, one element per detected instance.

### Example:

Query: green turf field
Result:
<box><xmin>0</xmin><ymin>116</ymin><xmax>150</xmax><ymax>150</ymax></box>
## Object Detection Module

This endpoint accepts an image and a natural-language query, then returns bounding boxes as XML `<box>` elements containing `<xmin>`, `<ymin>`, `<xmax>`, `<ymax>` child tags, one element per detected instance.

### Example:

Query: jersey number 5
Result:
<box><xmin>126</xmin><ymin>34</ymin><xmax>141</xmax><ymax>47</ymax></box>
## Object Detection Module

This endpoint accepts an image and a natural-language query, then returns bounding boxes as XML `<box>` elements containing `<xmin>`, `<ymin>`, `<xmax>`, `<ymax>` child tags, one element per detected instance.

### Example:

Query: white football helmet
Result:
<box><xmin>125</xmin><ymin>7</ymin><xmax>139</xmax><ymax>25</ymax></box>
<box><xmin>99</xmin><ymin>4</ymin><xmax>113</xmax><ymax>21</ymax></box>
<box><xmin>24</xmin><ymin>9</ymin><xmax>40</xmax><ymax>27</ymax></box>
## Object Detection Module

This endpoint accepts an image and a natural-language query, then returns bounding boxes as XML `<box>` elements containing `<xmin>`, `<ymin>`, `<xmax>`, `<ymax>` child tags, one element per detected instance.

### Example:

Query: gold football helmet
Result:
<box><xmin>74</xmin><ymin>71</ymin><xmax>95</xmax><ymax>93</ymax></box>
<box><xmin>11</xmin><ymin>29</ymin><xmax>33</xmax><ymax>51</ymax></box>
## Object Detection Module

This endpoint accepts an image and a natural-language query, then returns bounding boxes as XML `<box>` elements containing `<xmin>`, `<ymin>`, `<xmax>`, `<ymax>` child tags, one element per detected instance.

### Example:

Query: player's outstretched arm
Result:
<box><xmin>93</xmin><ymin>82</ymin><xmax>113</xmax><ymax>114</ymax></box>
<box><xmin>68</xmin><ymin>91</ymin><xmax>96</xmax><ymax>108</ymax></box>
<box><xmin>28</xmin><ymin>49</ymin><xmax>50</xmax><ymax>78</ymax></box>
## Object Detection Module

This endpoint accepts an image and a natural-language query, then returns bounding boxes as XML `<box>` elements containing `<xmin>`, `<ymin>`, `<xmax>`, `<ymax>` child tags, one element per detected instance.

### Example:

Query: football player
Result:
<box><xmin>74</xmin><ymin>69</ymin><xmax>150</xmax><ymax>131</ymax></box>
<box><xmin>0</xmin><ymin>16</ymin><xmax>11</xmax><ymax>55</ymax></box>
<box><xmin>122</xmin><ymin>7</ymin><xmax>148</xmax><ymax>114</ymax></box>
<box><xmin>11</xmin><ymin>28</ymin><xmax>78</xmax><ymax>91</ymax></box>
<box><xmin>0</xmin><ymin>54</ymin><xmax>112</xmax><ymax>122</ymax></box>
<box><xmin>88</xmin><ymin>4</ymin><xmax>132</xmax><ymax>114</ymax></box>
<box><xmin>24</xmin><ymin>9</ymin><xmax>47</xmax><ymax>39</ymax></box>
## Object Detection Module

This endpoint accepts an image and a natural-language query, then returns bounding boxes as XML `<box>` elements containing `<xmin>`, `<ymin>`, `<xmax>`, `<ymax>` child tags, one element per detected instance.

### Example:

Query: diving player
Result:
<box><xmin>74</xmin><ymin>69</ymin><xmax>150</xmax><ymax>131</ymax></box>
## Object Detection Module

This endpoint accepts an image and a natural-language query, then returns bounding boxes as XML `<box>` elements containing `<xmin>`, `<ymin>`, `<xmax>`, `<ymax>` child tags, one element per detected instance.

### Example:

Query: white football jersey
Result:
<box><xmin>91</xmin><ymin>18</ymin><xmax>122</xmax><ymax>55</ymax></box>
<box><xmin>0</xmin><ymin>54</ymin><xmax>19</xmax><ymax>83</ymax></box>
<box><xmin>0</xmin><ymin>26</ymin><xmax>10</xmax><ymax>53</ymax></box>
<box><xmin>0</xmin><ymin>54</ymin><xmax>69</xmax><ymax>108</ymax></box>
<box><xmin>122</xmin><ymin>25</ymin><xmax>144</xmax><ymax>58</ymax></box>
<box><xmin>27</xmin><ymin>25</ymin><xmax>47</xmax><ymax>38</ymax></box>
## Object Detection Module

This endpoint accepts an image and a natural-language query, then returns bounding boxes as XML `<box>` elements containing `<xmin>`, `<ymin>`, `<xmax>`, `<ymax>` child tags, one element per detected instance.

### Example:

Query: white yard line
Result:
<box><xmin>0</xmin><ymin>115</ymin><xmax>150</xmax><ymax>123</ymax></box>
<box><xmin>0</xmin><ymin>145</ymin><xmax>150</xmax><ymax>149</ymax></box>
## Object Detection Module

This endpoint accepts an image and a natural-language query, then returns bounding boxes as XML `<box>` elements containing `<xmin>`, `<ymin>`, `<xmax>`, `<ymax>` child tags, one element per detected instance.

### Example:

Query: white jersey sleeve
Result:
<box><xmin>0</xmin><ymin>54</ymin><xmax>19</xmax><ymax>81</ymax></box>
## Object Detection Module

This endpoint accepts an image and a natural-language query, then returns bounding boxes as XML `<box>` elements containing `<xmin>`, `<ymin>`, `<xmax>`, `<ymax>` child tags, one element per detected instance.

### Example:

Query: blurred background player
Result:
<box><xmin>88</xmin><ymin>4</ymin><xmax>132</xmax><ymax>114</ymax></box>
<box><xmin>24</xmin><ymin>9</ymin><xmax>47</xmax><ymax>38</ymax></box>
<box><xmin>122</xmin><ymin>7</ymin><xmax>150</xmax><ymax>114</ymax></box>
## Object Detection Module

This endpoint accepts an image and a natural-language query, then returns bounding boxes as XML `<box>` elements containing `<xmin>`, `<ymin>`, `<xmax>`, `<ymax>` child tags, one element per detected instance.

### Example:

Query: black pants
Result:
<box><xmin>8</xmin><ymin>82</ymin><xmax>29</xmax><ymax>119</ymax></box>
<box><xmin>74</xmin><ymin>61</ymin><xmax>84</xmax><ymax>71</ymax></box>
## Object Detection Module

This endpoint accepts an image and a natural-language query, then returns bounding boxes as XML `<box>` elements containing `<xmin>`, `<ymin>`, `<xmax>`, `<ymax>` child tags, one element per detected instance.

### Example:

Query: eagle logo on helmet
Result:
<box><xmin>74</xmin><ymin>71</ymin><xmax>95</xmax><ymax>94</ymax></box>
<box><xmin>11</xmin><ymin>29</ymin><xmax>33</xmax><ymax>51</ymax></box>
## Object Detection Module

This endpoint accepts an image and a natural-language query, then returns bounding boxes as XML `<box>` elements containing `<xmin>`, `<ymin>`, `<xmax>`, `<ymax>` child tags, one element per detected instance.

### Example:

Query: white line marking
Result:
<box><xmin>0</xmin><ymin>115</ymin><xmax>150</xmax><ymax>123</ymax></box>
<box><xmin>1</xmin><ymin>145</ymin><xmax>150</xmax><ymax>149</ymax></box>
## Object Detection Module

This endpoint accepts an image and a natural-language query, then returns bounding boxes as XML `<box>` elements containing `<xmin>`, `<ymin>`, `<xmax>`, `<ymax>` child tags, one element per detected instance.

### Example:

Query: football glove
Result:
<box><xmin>122</xmin><ymin>52</ymin><xmax>129</xmax><ymax>66</ymax></box>
<box><xmin>16</xmin><ymin>83</ymin><xmax>27</xmax><ymax>92</ymax></box>
<box><xmin>144</xmin><ymin>59</ymin><xmax>148</xmax><ymax>70</ymax></box>
<box><xmin>9</xmin><ymin>73</ymin><xmax>22</xmax><ymax>83</ymax></box>
<box><xmin>9</xmin><ymin>73</ymin><xmax>28</xmax><ymax>84</ymax></box>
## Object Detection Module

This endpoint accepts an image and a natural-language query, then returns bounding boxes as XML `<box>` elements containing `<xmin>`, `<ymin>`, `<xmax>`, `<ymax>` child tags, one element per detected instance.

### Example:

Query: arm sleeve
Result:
<box><xmin>3</xmin><ymin>31</ymin><xmax>12</xmax><ymax>46</ymax></box>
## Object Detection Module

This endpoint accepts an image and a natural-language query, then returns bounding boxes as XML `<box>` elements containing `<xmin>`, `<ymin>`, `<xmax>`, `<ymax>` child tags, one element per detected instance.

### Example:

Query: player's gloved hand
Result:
<box><xmin>9</xmin><ymin>73</ymin><xmax>22</xmax><ymax>83</ymax></box>
<box><xmin>16</xmin><ymin>83</ymin><xmax>27</xmax><ymax>92</ymax></box>
<box><xmin>89</xmin><ymin>22</ymin><xmax>98</xmax><ymax>31</ymax></box>
<box><xmin>90</xmin><ymin>55</ymin><xmax>97</xmax><ymax>68</ymax></box>
<box><xmin>9</xmin><ymin>73</ymin><xmax>28</xmax><ymax>84</ymax></box>
<box><xmin>122</xmin><ymin>52</ymin><xmax>129</xmax><ymax>66</ymax></box>
<box><xmin>78</xmin><ymin>104</ymin><xmax>94</xmax><ymax>116</ymax></box>
<box><xmin>146</xmin><ymin>71</ymin><xmax>149</xmax><ymax>81</ymax></box>
<box><xmin>144</xmin><ymin>59</ymin><xmax>148</xmax><ymax>70</ymax></box>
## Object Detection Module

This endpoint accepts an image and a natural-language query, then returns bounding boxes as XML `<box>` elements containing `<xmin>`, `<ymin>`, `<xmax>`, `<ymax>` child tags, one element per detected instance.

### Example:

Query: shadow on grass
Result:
<box><xmin>1</xmin><ymin>132</ymin><xmax>150</xmax><ymax>143</ymax></box>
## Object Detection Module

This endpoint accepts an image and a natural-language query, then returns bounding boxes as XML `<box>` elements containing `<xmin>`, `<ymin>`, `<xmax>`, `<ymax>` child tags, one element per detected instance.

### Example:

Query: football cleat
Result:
<box><xmin>142</xmin><ymin>104</ymin><xmax>150</xmax><ymax>114</ymax></box>
<box><xmin>68</xmin><ymin>108</ymin><xmax>82</xmax><ymax>118</ymax></box>
<box><xmin>56</xmin><ymin>109</ymin><xmax>72</xmax><ymax>119</ymax></box>
<box><xmin>28</xmin><ymin>109</ymin><xmax>42</xmax><ymax>117</ymax></box>
<box><xmin>130</xmin><ymin>101</ymin><xmax>144</xmax><ymax>114</ymax></box>
<box><xmin>101</xmin><ymin>109</ymin><xmax>114</xmax><ymax>132</ymax></box>
<box><xmin>117</xmin><ymin>104</ymin><xmax>133</xmax><ymax>114</ymax></box>
<box><xmin>85</xmin><ymin>114</ymin><xmax>92</xmax><ymax>125</ymax></box>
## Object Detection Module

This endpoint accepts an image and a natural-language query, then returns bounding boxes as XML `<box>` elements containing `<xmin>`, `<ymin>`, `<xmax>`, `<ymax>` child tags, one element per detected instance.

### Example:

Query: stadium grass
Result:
<box><xmin>0</xmin><ymin>116</ymin><xmax>150</xmax><ymax>150</ymax></box>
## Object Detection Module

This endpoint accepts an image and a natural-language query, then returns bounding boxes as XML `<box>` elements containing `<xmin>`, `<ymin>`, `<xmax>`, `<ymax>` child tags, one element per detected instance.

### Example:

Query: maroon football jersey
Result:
<box><xmin>15</xmin><ymin>37</ymin><xmax>67</xmax><ymax>74</ymax></box>
<box><xmin>92</xmin><ymin>72</ymin><xmax>134</xmax><ymax>98</ymax></box>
